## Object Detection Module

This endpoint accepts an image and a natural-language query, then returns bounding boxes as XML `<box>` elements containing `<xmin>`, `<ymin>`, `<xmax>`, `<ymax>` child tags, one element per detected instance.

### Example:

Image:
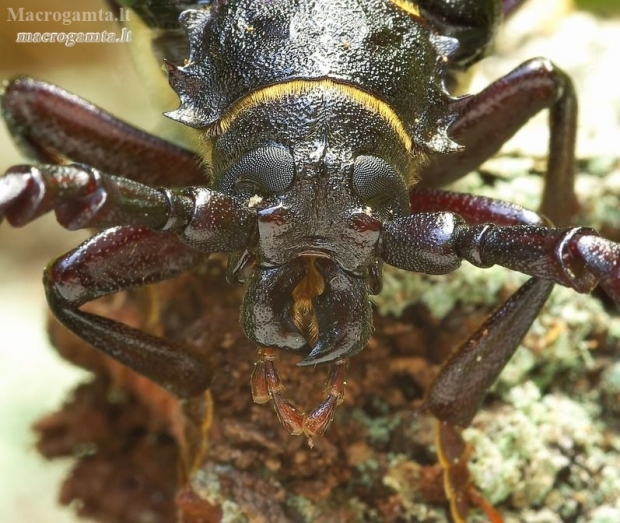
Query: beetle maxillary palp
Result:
<box><xmin>250</xmin><ymin>347</ymin><xmax>348</xmax><ymax>445</ymax></box>
<box><xmin>251</xmin><ymin>348</ymin><xmax>306</xmax><ymax>436</ymax></box>
<box><xmin>302</xmin><ymin>360</ymin><xmax>347</xmax><ymax>444</ymax></box>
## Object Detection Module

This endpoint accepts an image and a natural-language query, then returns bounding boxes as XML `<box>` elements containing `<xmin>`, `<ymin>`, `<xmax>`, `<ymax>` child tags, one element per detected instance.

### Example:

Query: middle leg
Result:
<box><xmin>418</xmin><ymin>58</ymin><xmax>578</xmax><ymax>226</ymax></box>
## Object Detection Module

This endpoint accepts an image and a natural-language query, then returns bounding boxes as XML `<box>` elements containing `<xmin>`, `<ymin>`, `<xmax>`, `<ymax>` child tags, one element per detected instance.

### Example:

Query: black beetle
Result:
<box><xmin>1</xmin><ymin>1</ymin><xmax>619</xmax><ymax>521</ymax></box>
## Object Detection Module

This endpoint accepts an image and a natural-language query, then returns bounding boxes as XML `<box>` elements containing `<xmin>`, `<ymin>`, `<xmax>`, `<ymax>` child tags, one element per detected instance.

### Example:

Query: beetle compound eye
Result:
<box><xmin>217</xmin><ymin>147</ymin><xmax>295</xmax><ymax>197</ymax></box>
<box><xmin>351</xmin><ymin>155</ymin><xmax>409</xmax><ymax>216</ymax></box>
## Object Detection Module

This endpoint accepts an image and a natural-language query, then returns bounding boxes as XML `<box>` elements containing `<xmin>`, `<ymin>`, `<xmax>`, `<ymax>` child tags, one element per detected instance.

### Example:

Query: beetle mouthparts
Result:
<box><xmin>241</xmin><ymin>257</ymin><xmax>373</xmax><ymax>365</ymax></box>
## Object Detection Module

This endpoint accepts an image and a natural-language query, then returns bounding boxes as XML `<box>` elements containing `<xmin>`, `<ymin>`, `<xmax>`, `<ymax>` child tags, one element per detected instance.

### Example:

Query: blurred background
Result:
<box><xmin>0</xmin><ymin>0</ymin><xmax>619</xmax><ymax>521</ymax></box>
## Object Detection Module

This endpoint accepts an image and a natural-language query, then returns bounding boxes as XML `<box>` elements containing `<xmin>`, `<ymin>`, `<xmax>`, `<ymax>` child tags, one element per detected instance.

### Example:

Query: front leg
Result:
<box><xmin>431</xmin><ymin>278</ymin><xmax>552</xmax><ymax>523</ymax></box>
<box><xmin>383</xmin><ymin>192</ymin><xmax>620</xmax><ymax>521</ymax></box>
<box><xmin>1</xmin><ymin>165</ymin><xmax>257</xmax><ymax>397</ymax></box>
<box><xmin>382</xmin><ymin>212</ymin><xmax>620</xmax><ymax>301</ymax></box>
<box><xmin>45</xmin><ymin>226</ymin><xmax>211</xmax><ymax>398</ymax></box>
<box><xmin>0</xmin><ymin>163</ymin><xmax>255</xmax><ymax>252</ymax></box>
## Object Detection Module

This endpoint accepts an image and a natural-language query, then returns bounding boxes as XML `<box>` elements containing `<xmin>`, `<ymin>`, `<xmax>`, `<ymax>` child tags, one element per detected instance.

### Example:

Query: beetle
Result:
<box><xmin>1</xmin><ymin>0</ymin><xmax>620</xmax><ymax>521</ymax></box>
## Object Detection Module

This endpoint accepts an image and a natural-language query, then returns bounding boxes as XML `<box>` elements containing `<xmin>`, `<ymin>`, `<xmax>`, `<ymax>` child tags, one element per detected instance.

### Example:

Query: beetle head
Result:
<box><xmin>209</xmin><ymin>124</ymin><xmax>411</xmax><ymax>365</ymax></box>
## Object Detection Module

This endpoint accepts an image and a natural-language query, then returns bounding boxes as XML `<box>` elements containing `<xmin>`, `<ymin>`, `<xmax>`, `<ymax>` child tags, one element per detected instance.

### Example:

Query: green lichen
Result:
<box><xmin>285</xmin><ymin>491</ymin><xmax>382</xmax><ymax>522</ymax></box>
<box><xmin>382</xmin><ymin>456</ymin><xmax>451</xmax><ymax>523</ymax></box>
<box><xmin>590</xmin><ymin>507</ymin><xmax>620</xmax><ymax>523</ymax></box>
<box><xmin>351</xmin><ymin>457</ymin><xmax>382</xmax><ymax>490</ymax></box>
<box><xmin>191</xmin><ymin>465</ymin><xmax>249</xmax><ymax>523</ymax></box>
<box><xmin>284</xmin><ymin>494</ymin><xmax>320</xmax><ymax>521</ymax></box>
<box><xmin>348</xmin><ymin>408</ymin><xmax>402</xmax><ymax>446</ymax></box>
<box><xmin>463</xmin><ymin>381</ymin><xmax>620</xmax><ymax>523</ymax></box>
<box><xmin>600</xmin><ymin>361</ymin><xmax>620</xmax><ymax>414</ymax></box>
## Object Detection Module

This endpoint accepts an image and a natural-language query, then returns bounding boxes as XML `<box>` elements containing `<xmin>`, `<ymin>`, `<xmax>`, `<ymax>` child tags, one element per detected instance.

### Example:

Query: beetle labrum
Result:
<box><xmin>1</xmin><ymin>1</ymin><xmax>619</xmax><ymax>521</ymax></box>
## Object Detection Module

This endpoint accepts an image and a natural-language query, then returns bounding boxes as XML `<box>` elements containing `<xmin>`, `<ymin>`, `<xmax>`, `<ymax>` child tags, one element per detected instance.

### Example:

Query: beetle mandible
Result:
<box><xmin>2</xmin><ymin>1</ymin><xmax>620</xmax><ymax>522</ymax></box>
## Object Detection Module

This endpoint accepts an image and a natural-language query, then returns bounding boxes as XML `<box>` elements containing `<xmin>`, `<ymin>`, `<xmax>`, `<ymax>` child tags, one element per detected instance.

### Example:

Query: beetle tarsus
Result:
<box><xmin>467</xmin><ymin>486</ymin><xmax>505</xmax><ymax>523</ymax></box>
<box><xmin>436</xmin><ymin>421</ymin><xmax>471</xmax><ymax>523</ymax></box>
<box><xmin>436</xmin><ymin>420</ymin><xmax>504</xmax><ymax>523</ymax></box>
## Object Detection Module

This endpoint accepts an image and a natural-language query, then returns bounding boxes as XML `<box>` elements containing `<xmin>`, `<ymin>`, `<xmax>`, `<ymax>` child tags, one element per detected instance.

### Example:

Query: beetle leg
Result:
<box><xmin>1</xmin><ymin>163</ymin><xmax>173</xmax><ymax>229</ymax></box>
<box><xmin>429</xmin><ymin>277</ymin><xmax>552</xmax><ymax>523</ymax></box>
<box><xmin>425</xmin><ymin>276</ymin><xmax>553</xmax><ymax>429</ymax></box>
<box><xmin>409</xmin><ymin>187</ymin><xmax>550</xmax><ymax>227</ymax></box>
<box><xmin>0</xmin><ymin>164</ymin><xmax>255</xmax><ymax>253</ymax></box>
<box><xmin>437</xmin><ymin>420</ymin><xmax>504</xmax><ymax>523</ymax></box>
<box><xmin>251</xmin><ymin>347</ymin><xmax>348</xmax><ymax>445</ymax></box>
<box><xmin>409</xmin><ymin>188</ymin><xmax>620</xmax><ymax>301</ymax></box>
<box><xmin>383</xmin><ymin>210</ymin><xmax>620</xmax><ymax>301</ymax></box>
<box><xmin>383</xmin><ymin>190</ymin><xmax>620</xmax><ymax>521</ymax></box>
<box><xmin>410</xmin><ymin>187</ymin><xmax>547</xmax><ymax>520</ymax></box>
<box><xmin>1</xmin><ymin>77</ymin><xmax>204</xmax><ymax>187</ymax></box>
<box><xmin>419</xmin><ymin>58</ymin><xmax>577</xmax><ymax>226</ymax></box>
<box><xmin>410</xmin><ymin>190</ymin><xmax>620</xmax><ymax>303</ymax></box>
<box><xmin>453</xmin><ymin>223</ymin><xmax>620</xmax><ymax>301</ymax></box>
<box><xmin>44</xmin><ymin>226</ymin><xmax>213</xmax><ymax>398</ymax></box>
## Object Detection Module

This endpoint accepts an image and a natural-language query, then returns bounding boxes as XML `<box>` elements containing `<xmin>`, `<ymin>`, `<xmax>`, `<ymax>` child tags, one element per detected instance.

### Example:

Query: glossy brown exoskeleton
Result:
<box><xmin>1</xmin><ymin>1</ymin><xmax>619</xmax><ymax>521</ymax></box>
